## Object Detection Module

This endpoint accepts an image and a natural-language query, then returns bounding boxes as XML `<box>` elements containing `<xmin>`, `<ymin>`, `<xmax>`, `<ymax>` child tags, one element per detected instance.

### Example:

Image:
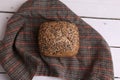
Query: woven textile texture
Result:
<box><xmin>0</xmin><ymin>0</ymin><xmax>114</xmax><ymax>80</ymax></box>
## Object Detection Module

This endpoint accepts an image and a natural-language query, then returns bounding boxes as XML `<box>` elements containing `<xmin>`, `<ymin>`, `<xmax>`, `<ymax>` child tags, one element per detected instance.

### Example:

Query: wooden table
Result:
<box><xmin>0</xmin><ymin>0</ymin><xmax>120</xmax><ymax>80</ymax></box>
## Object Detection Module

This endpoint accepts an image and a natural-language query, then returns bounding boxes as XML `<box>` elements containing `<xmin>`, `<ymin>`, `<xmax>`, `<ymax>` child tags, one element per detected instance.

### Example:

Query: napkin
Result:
<box><xmin>0</xmin><ymin>0</ymin><xmax>114</xmax><ymax>80</ymax></box>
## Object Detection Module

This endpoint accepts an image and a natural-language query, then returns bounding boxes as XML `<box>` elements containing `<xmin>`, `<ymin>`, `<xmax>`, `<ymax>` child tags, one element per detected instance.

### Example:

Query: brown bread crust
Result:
<box><xmin>38</xmin><ymin>21</ymin><xmax>80</xmax><ymax>57</ymax></box>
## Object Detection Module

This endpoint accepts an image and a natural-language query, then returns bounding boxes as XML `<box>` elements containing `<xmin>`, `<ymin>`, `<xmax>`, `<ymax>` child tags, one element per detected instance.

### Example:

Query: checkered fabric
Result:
<box><xmin>0</xmin><ymin>0</ymin><xmax>114</xmax><ymax>80</ymax></box>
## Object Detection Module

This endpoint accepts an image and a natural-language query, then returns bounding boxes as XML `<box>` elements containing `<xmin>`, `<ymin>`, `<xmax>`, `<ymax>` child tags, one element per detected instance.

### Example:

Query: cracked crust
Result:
<box><xmin>38</xmin><ymin>21</ymin><xmax>80</xmax><ymax>57</ymax></box>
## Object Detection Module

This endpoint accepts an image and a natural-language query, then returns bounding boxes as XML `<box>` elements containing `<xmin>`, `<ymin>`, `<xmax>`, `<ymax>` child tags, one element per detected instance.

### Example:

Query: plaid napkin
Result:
<box><xmin>0</xmin><ymin>0</ymin><xmax>114</xmax><ymax>80</ymax></box>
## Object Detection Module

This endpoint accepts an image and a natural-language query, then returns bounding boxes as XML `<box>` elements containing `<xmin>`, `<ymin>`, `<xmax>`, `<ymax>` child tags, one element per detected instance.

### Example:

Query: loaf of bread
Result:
<box><xmin>38</xmin><ymin>21</ymin><xmax>80</xmax><ymax>57</ymax></box>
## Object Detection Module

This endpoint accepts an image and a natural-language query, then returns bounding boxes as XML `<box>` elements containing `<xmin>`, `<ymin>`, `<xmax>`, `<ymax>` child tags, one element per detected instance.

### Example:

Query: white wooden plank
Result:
<box><xmin>0</xmin><ymin>65</ymin><xmax>5</xmax><ymax>72</ymax></box>
<box><xmin>0</xmin><ymin>0</ymin><xmax>27</xmax><ymax>12</ymax></box>
<box><xmin>0</xmin><ymin>48</ymin><xmax>120</xmax><ymax>78</ymax></box>
<box><xmin>61</xmin><ymin>0</ymin><xmax>120</xmax><ymax>18</ymax></box>
<box><xmin>0</xmin><ymin>13</ymin><xmax>13</xmax><ymax>40</ymax></box>
<box><xmin>0</xmin><ymin>0</ymin><xmax>120</xmax><ymax>80</ymax></box>
<box><xmin>0</xmin><ymin>13</ymin><xmax>120</xmax><ymax>46</ymax></box>
<box><xmin>0</xmin><ymin>74</ymin><xmax>10</xmax><ymax>80</ymax></box>
<box><xmin>0</xmin><ymin>74</ymin><xmax>119</xmax><ymax>80</ymax></box>
<box><xmin>0</xmin><ymin>74</ymin><xmax>63</xmax><ymax>80</ymax></box>
<box><xmin>82</xmin><ymin>18</ymin><xmax>120</xmax><ymax>46</ymax></box>
<box><xmin>33</xmin><ymin>76</ymin><xmax>62</xmax><ymax>80</ymax></box>
<box><xmin>111</xmin><ymin>48</ymin><xmax>120</xmax><ymax>77</ymax></box>
<box><xmin>0</xmin><ymin>0</ymin><xmax>120</xmax><ymax>18</ymax></box>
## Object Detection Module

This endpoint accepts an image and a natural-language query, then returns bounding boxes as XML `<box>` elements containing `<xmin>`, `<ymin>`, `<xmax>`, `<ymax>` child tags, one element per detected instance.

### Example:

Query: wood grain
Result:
<box><xmin>0</xmin><ymin>74</ymin><xmax>10</xmax><ymax>80</ymax></box>
<box><xmin>60</xmin><ymin>0</ymin><xmax>120</xmax><ymax>18</ymax></box>
<box><xmin>0</xmin><ymin>13</ymin><xmax>13</xmax><ymax>40</ymax></box>
<box><xmin>0</xmin><ymin>65</ymin><xmax>5</xmax><ymax>72</ymax></box>
<box><xmin>0</xmin><ymin>48</ymin><xmax>120</xmax><ymax>79</ymax></box>
<box><xmin>82</xmin><ymin>18</ymin><xmax>120</xmax><ymax>46</ymax></box>
<box><xmin>0</xmin><ymin>0</ymin><xmax>27</xmax><ymax>12</ymax></box>
<box><xmin>0</xmin><ymin>0</ymin><xmax>120</xmax><ymax>80</ymax></box>
<box><xmin>111</xmin><ymin>48</ymin><xmax>120</xmax><ymax>77</ymax></box>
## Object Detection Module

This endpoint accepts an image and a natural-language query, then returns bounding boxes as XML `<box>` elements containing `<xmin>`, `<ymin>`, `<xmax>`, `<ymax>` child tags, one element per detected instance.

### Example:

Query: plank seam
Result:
<box><xmin>1</xmin><ymin>11</ymin><xmax>120</xmax><ymax>20</ymax></box>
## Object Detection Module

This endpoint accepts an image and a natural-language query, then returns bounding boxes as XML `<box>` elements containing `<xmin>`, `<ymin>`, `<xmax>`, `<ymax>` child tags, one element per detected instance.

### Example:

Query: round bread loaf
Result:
<box><xmin>38</xmin><ymin>21</ymin><xmax>80</xmax><ymax>57</ymax></box>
